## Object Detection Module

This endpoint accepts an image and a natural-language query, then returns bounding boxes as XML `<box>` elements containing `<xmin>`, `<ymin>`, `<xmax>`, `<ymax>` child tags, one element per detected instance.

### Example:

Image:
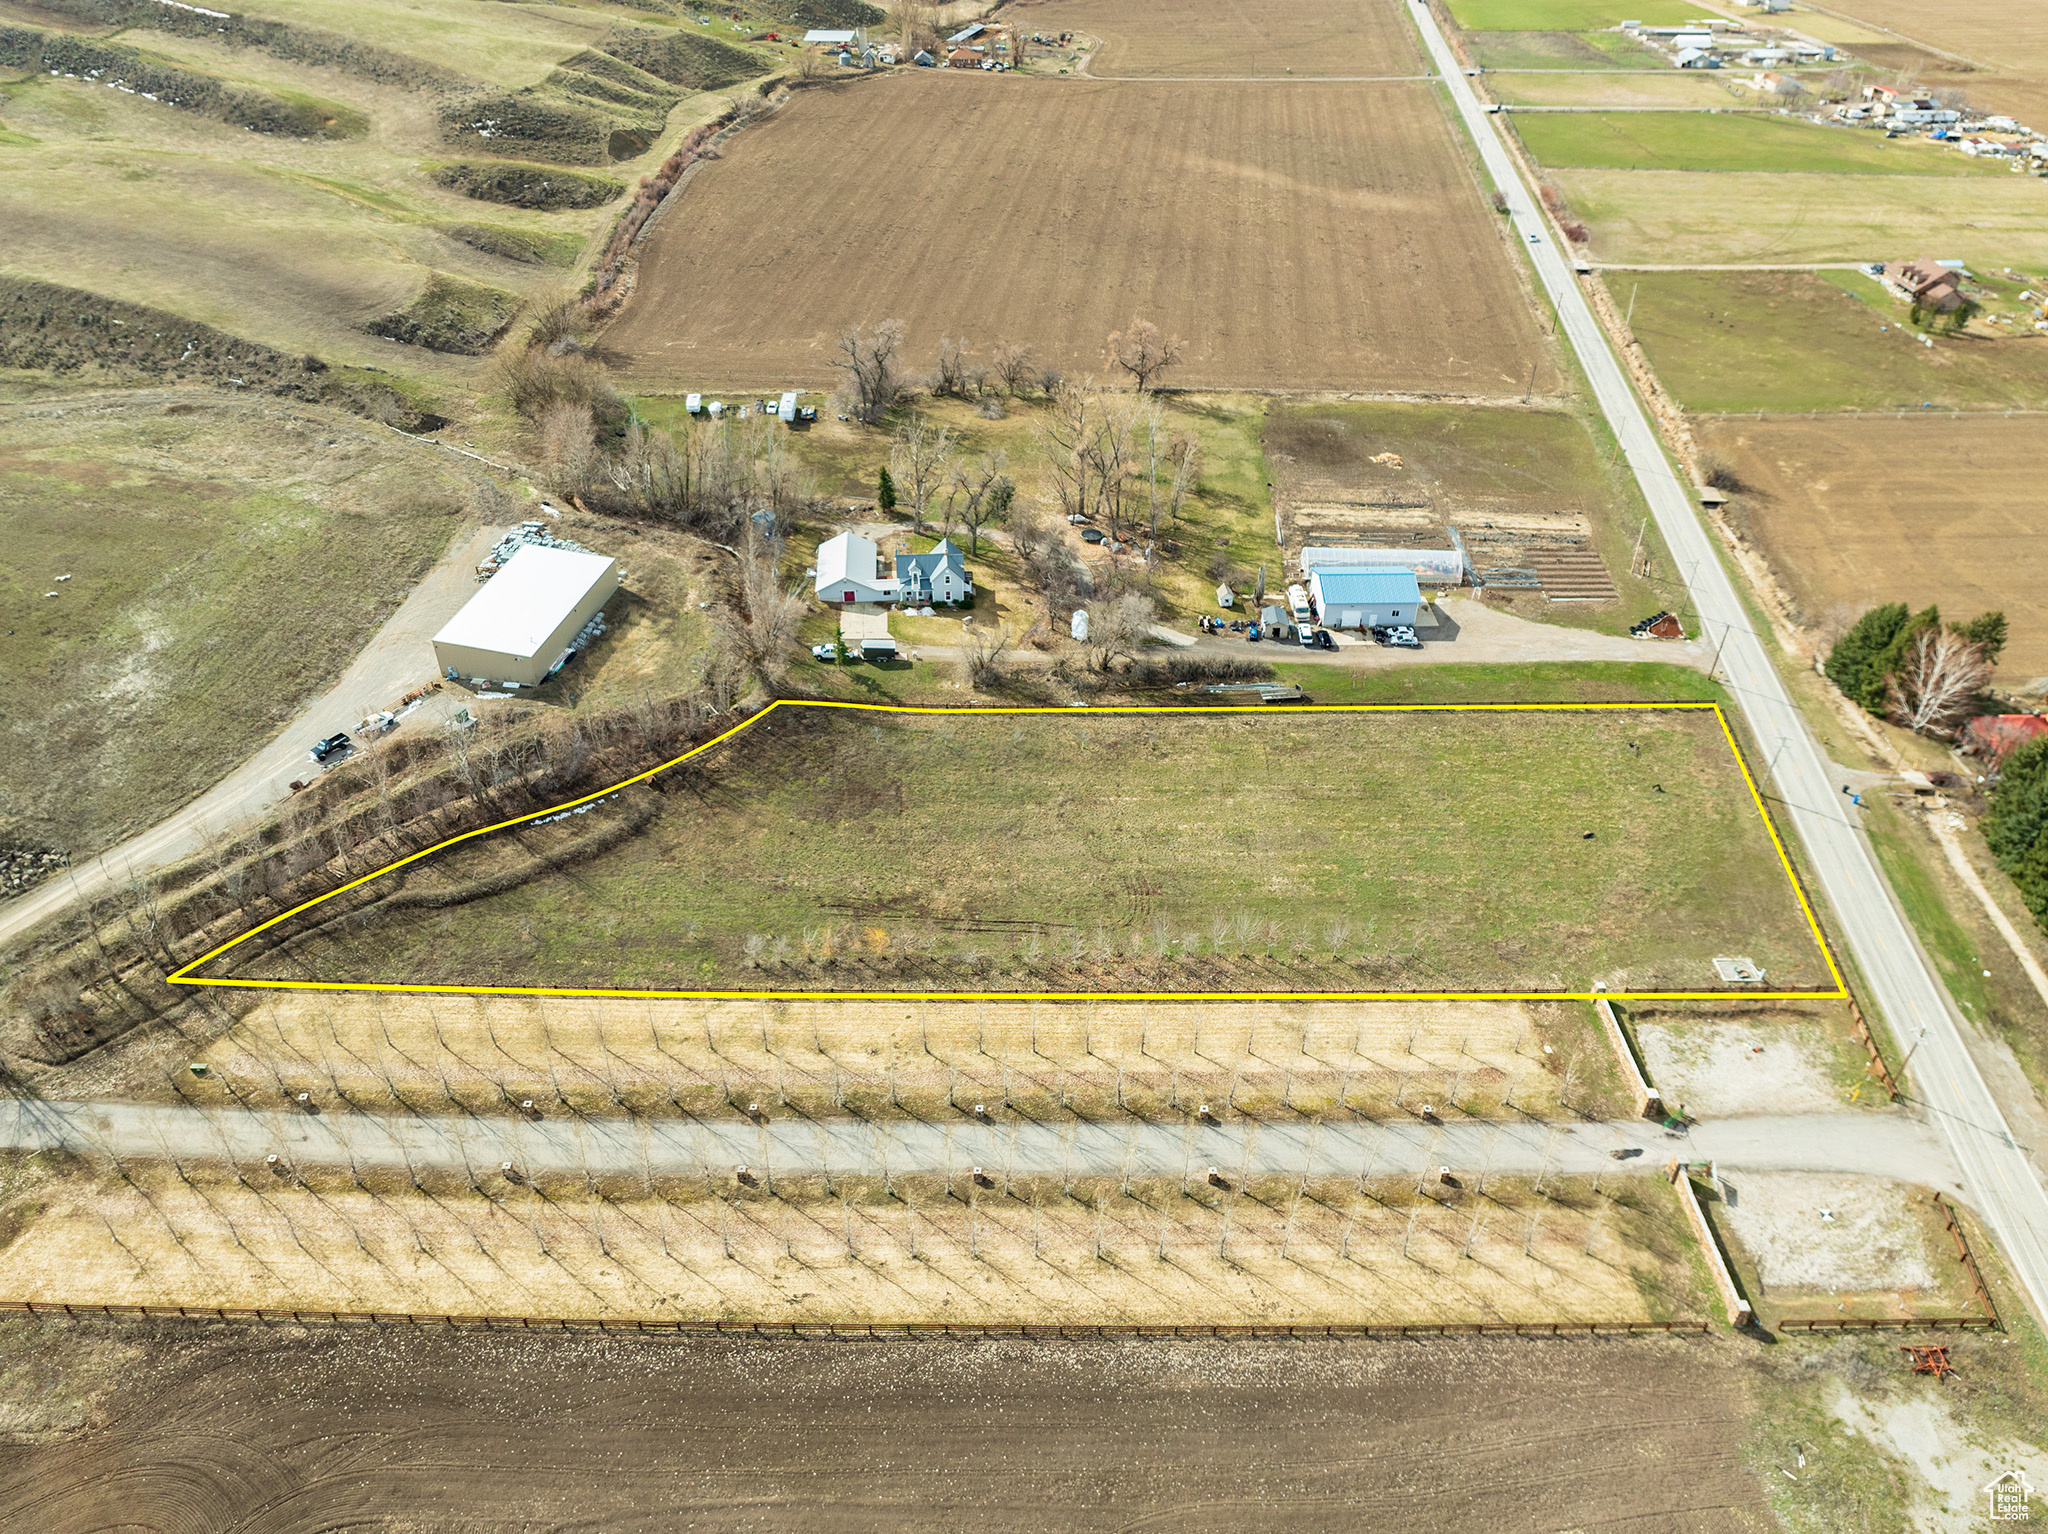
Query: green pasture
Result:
<box><xmin>223</xmin><ymin>705</ymin><xmax>1831</xmax><ymax>995</ymax></box>
<box><xmin>1515</xmin><ymin>111</ymin><xmax>2009</xmax><ymax>176</ymax></box>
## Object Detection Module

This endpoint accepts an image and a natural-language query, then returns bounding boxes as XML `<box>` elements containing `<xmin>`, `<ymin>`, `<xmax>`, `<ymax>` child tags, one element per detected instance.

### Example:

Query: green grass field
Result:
<box><xmin>0</xmin><ymin>399</ymin><xmax>466</xmax><ymax>856</ymax></box>
<box><xmin>1558</xmin><ymin>168</ymin><xmax>2048</xmax><ymax>267</ymax></box>
<box><xmin>1515</xmin><ymin>112</ymin><xmax>2010</xmax><ymax>176</ymax></box>
<box><xmin>1447</xmin><ymin>0</ymin><xmax>1709</xmax><ymax>31</ymax></box>
<box><xmin>1465</xmin><ymin>30</ymin><xmax>1665</xmax><ymax>69</ymax></box>
<box><xmin>215</xmin><ymin>703</ymin><xmax>1833</xmax><ymax>996</ymax></box>
<box><xmin>1623</xmin><ymin>269</ymin><xmax>2048</xmax><ymax>411</ymax></box>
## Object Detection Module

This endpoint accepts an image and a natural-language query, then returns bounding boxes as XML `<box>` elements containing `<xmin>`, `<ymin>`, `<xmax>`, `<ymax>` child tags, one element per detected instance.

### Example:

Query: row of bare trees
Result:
<box><xmin>1035</xmin><ymin>384</ymin><xmax>1199</xmax><ymax>543</ymax></box>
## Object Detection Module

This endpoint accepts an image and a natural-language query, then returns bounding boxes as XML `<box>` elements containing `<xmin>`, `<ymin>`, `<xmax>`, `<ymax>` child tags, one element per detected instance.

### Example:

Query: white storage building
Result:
<box><xmin>814</xmin><ymin>531</ymin><xmax>902</xmax><ymax>604</ymax></box>
<box><xmin>1308</xmin><ymin>567</ymin><xmax>1422</xmax><ymax>630</ymax></box>
<box><xmin>432</xmin><ymin>545</ymin><xmax>621</xmax><ymax>688</ymax></box>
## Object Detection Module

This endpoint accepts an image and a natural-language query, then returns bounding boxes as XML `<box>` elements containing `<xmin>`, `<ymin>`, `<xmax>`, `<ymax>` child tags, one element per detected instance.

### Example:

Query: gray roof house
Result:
<box><xmin>895</xmin><ymin>538</ymin><xmax>973</xmax><ymax>604</ymax></box>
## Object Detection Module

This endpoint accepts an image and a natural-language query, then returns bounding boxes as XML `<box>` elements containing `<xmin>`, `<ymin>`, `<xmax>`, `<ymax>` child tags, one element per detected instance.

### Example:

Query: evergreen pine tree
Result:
<box><xmin>877</xmin><ymin>466</ymin><xmax>898</xmax><ymax>516</ymax></box>
<box><xmin>1824</xmin><ymin>602</ymin><xmax>1909</xmax><ymax>714</ymax></box>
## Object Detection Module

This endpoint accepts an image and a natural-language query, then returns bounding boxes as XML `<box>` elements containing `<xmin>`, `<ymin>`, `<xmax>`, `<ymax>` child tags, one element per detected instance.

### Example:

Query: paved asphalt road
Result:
<box><xmin>0</xmin><ymin>1099</ymin><xmax>1961</xmax><ymax>1192</ymax></box>
<box><xmin>1410</xmin><ymin>0</ymin><xmax>2048</xmax><ymax>1325</ymax></box>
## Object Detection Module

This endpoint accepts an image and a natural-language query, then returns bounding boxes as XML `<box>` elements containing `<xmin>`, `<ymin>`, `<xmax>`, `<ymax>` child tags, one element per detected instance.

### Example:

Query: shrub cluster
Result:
<box><xmin>1825</xmin><ymin>602</ymin><xmax>2004</xmax><ymax>717</ymax></box>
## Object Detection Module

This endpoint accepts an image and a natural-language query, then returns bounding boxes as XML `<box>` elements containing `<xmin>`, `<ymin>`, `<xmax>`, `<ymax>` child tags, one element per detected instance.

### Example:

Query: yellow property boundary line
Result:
<box><xmin>168</xmin><ymin>699</ymin><xmax>1848</xmax><ymax>1004</ymax></box>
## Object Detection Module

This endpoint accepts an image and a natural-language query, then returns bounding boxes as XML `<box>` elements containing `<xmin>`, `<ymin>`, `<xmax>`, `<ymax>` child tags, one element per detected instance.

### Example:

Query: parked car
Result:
<box><xmin>309</xmin><ymin>732</ymin><xmax>352</xmax><ymax>763</ymax></box>
<box><xmin>1306</xmin><ymin>628</ymin><xmax>1336</xmax><ymax>650</ymax></box>
<box><xmin>811</xmin><ymin>642</ymin><xmax>839</xmax><ymax>662</ymax></box>
<box><xmin>1375</xmin><ymin>626</ymin><xmax>1422</xmax><ymax>650</ymax></box>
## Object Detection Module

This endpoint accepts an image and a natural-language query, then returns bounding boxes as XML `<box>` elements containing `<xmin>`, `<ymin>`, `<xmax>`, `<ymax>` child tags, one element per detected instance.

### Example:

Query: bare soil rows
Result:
<box><xmin>605</xmin><ymin>74</ymin><xmax>1557</xmax><ymax>395</ymax></box>
<box><xmin>200</xmin><ymin>995</ymin><xmax>1605</xmax><ymax>1121</ymax></box>
<box><xmin>0</xmin><ymin>1168</ymin><xmax>1697</xmax><ymax>1326</ymax></box>
<box><xmin>1013</xmin><ymin>0</ymin><xmax>1424</xmax><ymax>76</ymax></box>
<box><xmin>0</xmin><ymin>1325</ymin><xmax>1774</xmax><ymax>1532</ymax></box>
<box><xmin>1698</xmin><ymin>413</ymin><xmax>2048</xmax><ymax>682</ymax></box>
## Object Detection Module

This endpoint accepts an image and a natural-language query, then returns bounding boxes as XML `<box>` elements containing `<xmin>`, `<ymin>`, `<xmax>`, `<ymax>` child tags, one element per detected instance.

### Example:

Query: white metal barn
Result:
<box><xmin>1307</xmin><ymin>568</ymin><xmax>1422</xmax><ymax>629</ymax></box>
<box><xmin>814</xmin><ymin>531</ymin><xmax>902</xmax><ymax>604</ymax></box>
<box><xmin>432</xmin><ymin>545</ymin><xmax>621</xmax><ymax>687</ymax></box>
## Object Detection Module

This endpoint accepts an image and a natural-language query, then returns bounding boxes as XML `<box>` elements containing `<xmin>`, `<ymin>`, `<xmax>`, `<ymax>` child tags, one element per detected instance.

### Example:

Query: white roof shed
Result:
<box><xmin>432</xmin><ymin>545</ymin><xmax>621</xmax><ymax>688</ymax></box>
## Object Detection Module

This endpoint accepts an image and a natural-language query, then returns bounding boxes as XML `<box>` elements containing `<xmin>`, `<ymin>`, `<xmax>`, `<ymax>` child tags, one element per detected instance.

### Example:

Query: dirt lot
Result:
<box><xmin>213</xmin><ymin>705</ymin><xmax>1833</xmax><ymax>996</ymax></box>
<box><xmin>605</xmin><ymin>73</ymin><xmax>1557</xmax><ymax>395</ymax></box>
<box><xmin>1710</xmin><ymin>1172</ymin><xmax>1981</xmax><ymax>1325</ymax></box>
<box><xmin>1012</xmin><ymin>0</ymin><xmax>1423</xmax><ymax>76</ymax></box>
<box><xmin>0</xmin><ymin>1322</ymin><xmax>1778</xmax><ymax>1531</ymax></box>
<box><xmin>1632</xmin><ymin>1015</ymin><xmax>1867</xmax><ymax>1117</ymax></box>
<box><xmin>1698</xmin><ymin>413</ymin><xmax>2048</xmax><ymax>682</ymax></box>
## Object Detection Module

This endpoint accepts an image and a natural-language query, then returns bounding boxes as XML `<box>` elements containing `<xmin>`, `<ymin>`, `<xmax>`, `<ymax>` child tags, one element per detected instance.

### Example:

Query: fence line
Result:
<box><xmin>1934</xmin><ymin>1191</ymin><xmax>2000</xmax><ymax>1322</ymax></box>
<box><xmin>1776</xmin><ymin>1315</ymin><xmax>1998</xmax><ymax>1333</ymax></box>
<box><xmin>0</xmin><ymin>1299</ymin><xmax>1707</xmax><ymax>1341</ymax></box>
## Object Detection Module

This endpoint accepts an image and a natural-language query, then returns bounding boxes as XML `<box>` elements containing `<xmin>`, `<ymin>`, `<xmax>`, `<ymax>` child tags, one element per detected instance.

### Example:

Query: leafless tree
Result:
<box><xmin>1886</xmin><ymin>627</ymin><xmax>1991</xmax><ymax>737</ymax></box>
<box><xmin>992</xmin><ymin>340</ymin><xmax>1036</xmax><ymax>397</ymax></box>
<box><xmin>962</xmin><ymin>620</ymin><xmax>1014</xmax><ymax>689</ymax></box>
<box><xmin>832</xmin><ymin>319</ymin><xmax>906</xmax><ymax>425</ymax></box>
<box><xmin>1085</xmin><ymin>393</ymin><xmax>1143</xmax><ymax>540</ymax></box>
<box><xmin>890</xmin><ymin>414</ymin><xmax>954</xmax><ymax>535</ymax></box>
<box><xmin>727</xmin><ymin>521</ymin><xmax>807</xmax><ymax>681</ymax></box>
<box><xmin>932</xmin><ymin>336</ymin><xmax>971</xmax><ymax>397</ymax></box>
<box><xmin>1106</xmin><ymin>316</ymin><xmax>1185</xmax><ymax>392</ymax></box>
<box><xmin>1167</xmin><ymin>432</ymin><xmax>1201</xmax><ymax>527</ymax></box>
<box><xmin>1087</xmin><ymin>593</ymin><xmax>1157</xmax><ymax>672</ymax></box>
<box><xmin>949</xmin><ymin>450</ymin><xmax>1010</xmax><ymax>553</ymax></box>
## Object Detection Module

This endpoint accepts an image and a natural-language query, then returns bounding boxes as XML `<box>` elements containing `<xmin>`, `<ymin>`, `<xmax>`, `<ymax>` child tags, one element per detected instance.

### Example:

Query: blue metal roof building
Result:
<box><xmin>1307</xmin><ymin>567</ymin><xmax>1421</xmax><ymax>628</ymax></box>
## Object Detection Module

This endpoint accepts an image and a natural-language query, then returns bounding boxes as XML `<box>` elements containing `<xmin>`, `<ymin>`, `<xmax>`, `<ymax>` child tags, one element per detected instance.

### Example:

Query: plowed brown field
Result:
<box><xmin>1014</xmin><ymin>0</ymin><xmax>1424</xmax><ymax>76</ymax></box>
<box><xmin>1700</xmin><ymin>413</ymin><xmax>2048</xmax><ymax>682</ymax></box>
<box><xmin>0</xmin><ymin>1323</ymin><xmax>1774</xmax><ymax>1531</ymax></box>
<box><xmin>606</xmin><ymin>74</ymin><xmax>1556</xmax><ymax>395</ymax></box>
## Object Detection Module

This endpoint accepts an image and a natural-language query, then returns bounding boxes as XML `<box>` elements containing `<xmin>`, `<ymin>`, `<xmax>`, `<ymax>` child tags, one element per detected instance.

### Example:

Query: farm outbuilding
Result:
<box><xmin>814</xmin><ymin>531</ymin><xmax>901</xmax><ymax>604</ymax></box>
<box><xmin>1307</xmin><ymin>567</ymin><xmax>1422</xmax><ymax>629</ymax></box>
<box><xmin>432</xmin><ymin>545</ymin><xmax>622</xmax><ymax>688</ymax></box>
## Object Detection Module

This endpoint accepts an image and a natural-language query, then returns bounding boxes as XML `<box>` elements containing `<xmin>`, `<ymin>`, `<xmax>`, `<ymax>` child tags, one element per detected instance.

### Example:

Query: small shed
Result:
<box><xmin>1307</xmin><ymin>567</ymin><xmax>1422</xmax><ymax>629</ymax></box>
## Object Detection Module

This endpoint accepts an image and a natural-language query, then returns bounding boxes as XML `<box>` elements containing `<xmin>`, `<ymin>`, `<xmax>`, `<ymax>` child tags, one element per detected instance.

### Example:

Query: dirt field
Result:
<box><xmin>1011</xmin><ymin>0</ymin><xmax>1423</xmax><ymax>76</ymax></box>
<box><xmin>1263</xmin><ymin>400</ymin><xmax>1676</xmax><ymax>635</ymax></box>
<box><xmin>0</xmin><ymin>1162</ymin><xmax>1702</xmax><ymax>1325</ymax></box>
<box><xmin>198</xmin><ymin>994</ymin><xmax>1621</xmax><ymax>1121</ymax></box>
<box><xmin>0</xmin><ymin>396</ymin><xmax>467</xmax><ymax>857</ymax></box>
<box><xmin>211</xmin><ymin>705</ymin><xmax>1833</xmax><ymax>996</ymax></box>
<box><xmin>1698</xmin><ymin>413</ymin><xmax>2048</xmax><ymax>682</ymax></box>
<box><xmin>605</xmin><ymin>74</ymin><xmax>1557</xmax><ymax>395</ymax></box>
<box><xmin>0</xmin><ymin>1322</ymin><xmax>1778</xmax><ymax>1531</ymax></box>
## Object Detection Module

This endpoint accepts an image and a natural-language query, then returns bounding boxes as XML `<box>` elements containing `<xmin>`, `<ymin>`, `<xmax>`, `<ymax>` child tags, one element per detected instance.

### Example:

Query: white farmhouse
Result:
<box><xmin>895</xmin><ymin>538</ymin><xmax>973</xmax><ymax>605</ymax></box>
<box><xmin>814</xmin><ymin>531</ymin><xmax>901</xmax><ymax>604</ymax></box>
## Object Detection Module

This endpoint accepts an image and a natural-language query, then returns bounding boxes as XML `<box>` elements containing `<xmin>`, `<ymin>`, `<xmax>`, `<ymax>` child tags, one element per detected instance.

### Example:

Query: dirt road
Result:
<box><xmin>0</xmin><ymin>522</ymin><xmax>503</xmax><ymax>952</ymax></box>
<box><xmin>0</xmin><ymin>1099</ymin><xmax>1960</xmax><ymax>1191</ymax></box>
<box><xmin>0</xmin><ymin>1322</ymin><xmax>1773</xmax><ymax>1531</ymax></box>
